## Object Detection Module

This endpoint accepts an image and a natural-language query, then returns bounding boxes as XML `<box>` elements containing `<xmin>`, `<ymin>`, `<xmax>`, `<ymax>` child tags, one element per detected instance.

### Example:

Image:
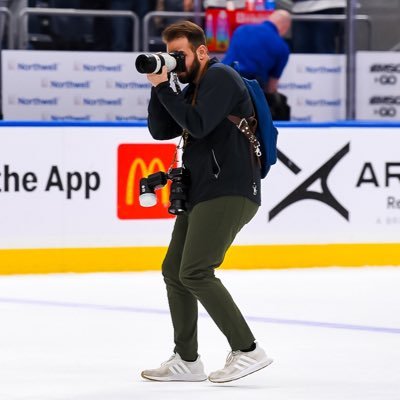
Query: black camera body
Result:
<box><xmin>139</xmin><ymin>167</ymin><xmax>189</xmax><ymax>215</ymax></box>
<box><xmin>135</xmin><ymin>51</ymin><xmax>185</xmax><ymax>74</ymax></box>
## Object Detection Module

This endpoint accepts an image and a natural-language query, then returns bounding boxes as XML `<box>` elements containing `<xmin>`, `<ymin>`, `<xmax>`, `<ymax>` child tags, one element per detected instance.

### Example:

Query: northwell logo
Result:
<box><xmin>42</xmin><ymin>114</ymin><xmax>91</xmax><ymax>121</ymax></box>
<box><xmin>74</xmin><ymin>62</ymin><xmax>122</xmax><ymax>72</ymax></box>
<box><xmin>296</xmin><ymin>65</ymin><xmax>342</xmax><ymax>74</ymax></box>
<box><xmin>278</xmin><ymin>82</ymin><xmax>312</xmax><ymax>91</ymax></box>
<box><xmin>304</xmin><ymin>99</ymin><xmax>341</xmax><ymax>107</ymax></box>
<box><xmin>117</xmin><ymin>144</ymin><xmax>176</xmax><ymax>219</ymax></box>
<box><xmin>8</xmin><ymin>61</ymin><xmax>58</xmax><ymax>71</ymax></box>
<box><xmin>74</xmin><ymin>97</ymin><xmax>122</xmax><ymax>106</ymax></box>
<box><xmin>41</xmin><ymin>79</ymin><xmax>91</xmax><ymax>89</ymax></box>
<box><xmin>106</xmin><ymin>80</ymin><xmax>151</xmax><ymax>90</ymax></box>
<box><xmin>106</xmin><ymin>113</ymin><xmax>145</xmax><ymax>121</ymax></box>
<box><xmin>9</xmin><ymin>96</ymin><xmax>58</xmax><ymax>106</ymax></box>
<box><xmin>269</xmin><ymin>143</ymin><xmax>350</xmax><ymax>221</ymax></box>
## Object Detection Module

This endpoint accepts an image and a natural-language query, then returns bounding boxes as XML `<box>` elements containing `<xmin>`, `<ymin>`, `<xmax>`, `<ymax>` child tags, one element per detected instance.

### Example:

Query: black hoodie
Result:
<box><xmin>147</xmin><ymin>58</ymin><xmax>261</xmax><ymax>210</ymax></box>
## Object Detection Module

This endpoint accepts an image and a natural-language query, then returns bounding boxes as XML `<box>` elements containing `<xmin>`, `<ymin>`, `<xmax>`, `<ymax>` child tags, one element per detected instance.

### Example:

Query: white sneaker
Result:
<box><xmin>141</xmin><ymin>353</ymin><xmax>207</xmax><ymax>382</ymax></box>
<box><xmin>208</xmin><ymin>343</ymin><xmax>273</xmax><ymax>383</ymax></box>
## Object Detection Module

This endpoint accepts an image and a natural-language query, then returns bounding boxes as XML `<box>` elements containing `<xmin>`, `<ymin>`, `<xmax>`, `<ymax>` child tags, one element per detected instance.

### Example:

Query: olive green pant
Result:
<box><xmin>162</xmin><ymin>195</ymin><xmax>258</xmax><ymax>361</ymax></box>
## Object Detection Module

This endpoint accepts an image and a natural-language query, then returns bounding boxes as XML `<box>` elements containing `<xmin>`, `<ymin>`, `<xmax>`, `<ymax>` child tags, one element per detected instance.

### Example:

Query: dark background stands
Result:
<box><xmin>110</xmin><ymin>0</ymin><xmax>157</xmax><ymax>51</ymax></box>
<box><xmin>291</xmin><ymin>0</ymin><xmax>346</xmax><ymax>53</ymax></box>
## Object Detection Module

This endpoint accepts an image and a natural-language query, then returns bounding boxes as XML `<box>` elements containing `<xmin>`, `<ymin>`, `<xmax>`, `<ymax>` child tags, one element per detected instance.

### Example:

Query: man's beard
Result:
<box><xmin>178</xmin><ymin>55</ymin><xmax>201</xmax><ymax>84</ymax></box>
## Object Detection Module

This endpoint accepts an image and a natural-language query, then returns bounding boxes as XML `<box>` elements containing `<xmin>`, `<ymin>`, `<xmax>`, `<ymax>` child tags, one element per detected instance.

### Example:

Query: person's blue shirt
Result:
<box><xmin>222</xmin><ymin>21</ymin><xmax>290</xmax><ymax>88</ymax></box>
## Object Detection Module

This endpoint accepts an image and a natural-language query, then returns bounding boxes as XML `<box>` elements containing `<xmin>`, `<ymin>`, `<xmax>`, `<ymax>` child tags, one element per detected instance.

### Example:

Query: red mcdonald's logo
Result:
<box><xmin>117</xmin><ymin>143</ymin><xmax>177</xmax><ymax>219</ymax></box>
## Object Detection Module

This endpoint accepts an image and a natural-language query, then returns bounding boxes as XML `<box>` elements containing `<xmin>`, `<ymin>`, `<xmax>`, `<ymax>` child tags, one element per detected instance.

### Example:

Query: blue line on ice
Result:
<box><xmin>1</xmin><ymin>297</ymin><xmax>399</xmax><ymax>335</ymax></box>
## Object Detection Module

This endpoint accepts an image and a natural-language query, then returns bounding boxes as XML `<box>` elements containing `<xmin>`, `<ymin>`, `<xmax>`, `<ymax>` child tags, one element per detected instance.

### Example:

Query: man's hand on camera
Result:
<box><xmin>147</xmin><ymin>66</ymin><xmax>169</xmax><ymax>87</ymax></box>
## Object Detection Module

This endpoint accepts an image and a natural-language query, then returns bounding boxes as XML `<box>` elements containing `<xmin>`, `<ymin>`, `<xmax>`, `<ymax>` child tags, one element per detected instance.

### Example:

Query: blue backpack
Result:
<box><xmin>212</xmin><ymin>63</ymin><xmax>278</xmax><ymax>178</ymax></box>
<box><xmin>241</xmin><ymin>77</ymin><xmax>278</xmax><ymax>178</ymax></box>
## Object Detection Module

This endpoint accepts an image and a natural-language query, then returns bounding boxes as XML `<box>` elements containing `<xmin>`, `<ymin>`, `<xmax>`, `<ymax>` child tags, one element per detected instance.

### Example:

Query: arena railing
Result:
<box><xmin>142</xmin><ymin>9</ymin><xmax>370</xmax><ymax>120</ymax></box>
<box><xmin>142</xmin><ymin>11</ymin><xmax>205</xmax><ymax>52</ymax></box>
<box><xmin>0</xmin><ymin>6</ymin><xmax>13</xmax><ymax>49</ymax></box>
<box><xmin>291</xmin><ymin>14</ymin><xmax>372</xmax><ymax>51</ymax></box>
<box><xmin>17</xmin><ymin>7</ymin><xmax>140</xmax><ymax>51</ymax></box>
<box><xmin>142</xmin><ymin>11</ymin><xmax>371</xmax><ymax>52</ymax></box>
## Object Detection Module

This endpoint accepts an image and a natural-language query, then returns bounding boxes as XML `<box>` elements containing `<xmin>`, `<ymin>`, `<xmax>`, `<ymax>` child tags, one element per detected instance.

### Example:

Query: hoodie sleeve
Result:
<box><xmin>154</xmin><ymin>66</ymin><xmax>241</xmax><ymax>139</ymax></box>
<box><xmin>147</xmin><ymin>83</ymin><xmax>183</xmax><ymax>140</ymax></box>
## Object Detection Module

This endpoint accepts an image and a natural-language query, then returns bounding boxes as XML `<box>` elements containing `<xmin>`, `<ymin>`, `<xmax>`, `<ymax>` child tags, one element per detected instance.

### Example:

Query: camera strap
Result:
<box><xmin>172</xmin><ymin>72</ymin><xmax>181</xmax><ymax>94</ymax></box>
<box><xmin>167</xmin><ymin>73</ymin><xmax>185</xmax><ymax>173</ymax></box>
<box><xmin>170</xmin><ymin>72</ymin><xmax>190</xmax><ymax>149</ymax></box>
<box><xmin>168</xmin><ymin>68</ymin><xmax>206</xmax><ymax>171</ymax></box>
<box><xmin>168</xmin><ymin>135</ymin><xmax>185</xmax><ymax>173</ymax></box>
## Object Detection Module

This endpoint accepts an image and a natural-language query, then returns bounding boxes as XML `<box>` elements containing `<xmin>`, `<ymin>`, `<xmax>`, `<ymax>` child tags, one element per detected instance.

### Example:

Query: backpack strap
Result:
<box><xmin>227</xmin><ymin>114</ymin><xmax>262</xmax><ymax>166</ymax></box>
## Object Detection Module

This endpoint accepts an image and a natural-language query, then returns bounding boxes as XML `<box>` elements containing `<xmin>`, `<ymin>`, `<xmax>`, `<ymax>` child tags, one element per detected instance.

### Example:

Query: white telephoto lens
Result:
<box><xmin>139</xmin><ymin>193</ymin><xmax>157</xmax><ymax>207</ymax></box>
<box><xmin>162</xmin><ymin>54</ymin><xmax>178</xmax><ymax>73</ymax></box>
<box><xmin>153</xmin><ymin>55</ymin><xmax>162</xmax><ymax>73</ymax></box>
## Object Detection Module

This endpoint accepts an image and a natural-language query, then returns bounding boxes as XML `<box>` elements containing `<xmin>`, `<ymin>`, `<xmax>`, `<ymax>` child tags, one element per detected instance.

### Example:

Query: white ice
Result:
<box><xmin>0</xmin><ymin>267</ymin><xmax>399</xmax><ymax>400</ymax></box>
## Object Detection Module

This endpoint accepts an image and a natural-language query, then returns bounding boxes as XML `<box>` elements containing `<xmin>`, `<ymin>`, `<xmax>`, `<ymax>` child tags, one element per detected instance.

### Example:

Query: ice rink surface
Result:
<box><xmin>1</xmin><ymin>267</ymin><xmax>399</xmax><ymax>400</ymax></box>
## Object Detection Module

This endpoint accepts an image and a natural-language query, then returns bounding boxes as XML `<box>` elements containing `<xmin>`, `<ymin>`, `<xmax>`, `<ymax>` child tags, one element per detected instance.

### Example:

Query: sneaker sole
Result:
<box><xmin>208</xmin><ymin>358</ymin><xmax>273</xmax><ymax>383</ymax></box>
<box><xmin>141</xmin><ymin>372</ymin><xmax>208</xmax><ymax>382</ymax></box>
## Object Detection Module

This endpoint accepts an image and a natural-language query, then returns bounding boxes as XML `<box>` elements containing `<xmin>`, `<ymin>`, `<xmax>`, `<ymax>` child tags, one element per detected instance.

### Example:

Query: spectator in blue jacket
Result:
<box><xmin>222</xmin><ymin>10</ymin><xmax>291</xmax><ymax>96</ymax></box>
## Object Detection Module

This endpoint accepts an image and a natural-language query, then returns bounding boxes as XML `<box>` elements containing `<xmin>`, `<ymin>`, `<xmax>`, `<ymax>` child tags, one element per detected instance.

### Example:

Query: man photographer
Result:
<box><xmin>140</xmin><ymin>21</ymin><xmax>273</xmax><ymax>383</ymax></box>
